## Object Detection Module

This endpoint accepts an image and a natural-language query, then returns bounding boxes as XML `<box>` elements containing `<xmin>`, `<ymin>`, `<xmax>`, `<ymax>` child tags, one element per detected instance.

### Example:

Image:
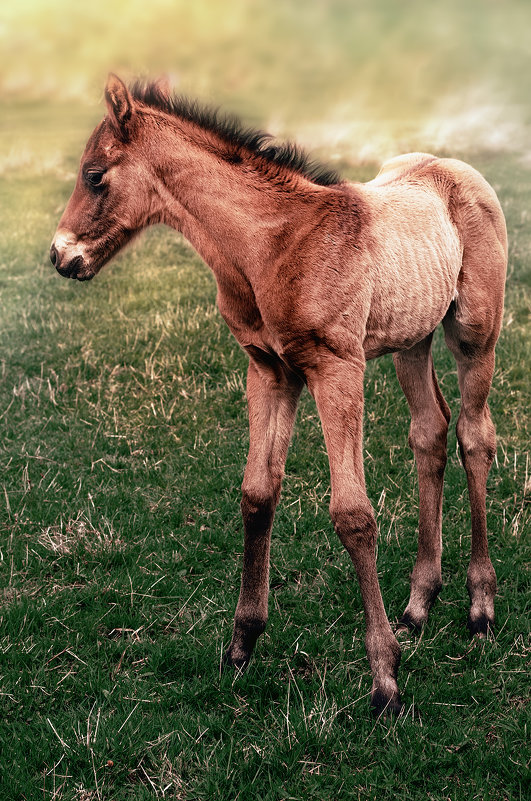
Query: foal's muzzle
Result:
<box><xmin>50</xmin><ymin>231</ymin><xmax>94</xmax><ymax>281</ymax></box>
<box><xmin>50</xmin><ymin>247</ymin><xmax>84</xmax><ymax>279</ymax></box>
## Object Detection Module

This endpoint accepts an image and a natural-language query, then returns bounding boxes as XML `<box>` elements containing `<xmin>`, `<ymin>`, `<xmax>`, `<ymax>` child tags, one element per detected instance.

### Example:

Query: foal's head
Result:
<box><xmin>51</xmin><ymin>74</ymin><xmax>343</xmax><ymax>281</ymax></box>
<box><xmin>50</xmin><ymin>75</ymin><xmax>159</xmax><ymax>281</ymax></box>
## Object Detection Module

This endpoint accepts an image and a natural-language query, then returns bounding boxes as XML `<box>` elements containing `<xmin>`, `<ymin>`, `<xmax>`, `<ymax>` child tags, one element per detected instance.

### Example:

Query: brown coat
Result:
<box><xmin>51</xmin><ymin>76</ymin><xmax>507</xmax><ymax>716</ymax></box>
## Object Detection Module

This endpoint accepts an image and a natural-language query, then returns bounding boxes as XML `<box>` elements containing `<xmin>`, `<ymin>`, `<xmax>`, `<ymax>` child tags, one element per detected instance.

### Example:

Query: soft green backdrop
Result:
<box><xmin>0</xmin><ymin>2</ymin><xmax>529</xmax><ymax>800</ymax></box>
<box><xmin>2</xmin><ymin>0</ymin><xmax>531</xmax><ymax>169</ymax></box>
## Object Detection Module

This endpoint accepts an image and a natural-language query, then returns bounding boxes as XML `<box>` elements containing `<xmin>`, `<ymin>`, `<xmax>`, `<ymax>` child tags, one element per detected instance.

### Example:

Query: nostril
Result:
<box><xmin>50</xmin><ymin>245</ymin><xmax>59</xmax><ymax>268</ymax></box>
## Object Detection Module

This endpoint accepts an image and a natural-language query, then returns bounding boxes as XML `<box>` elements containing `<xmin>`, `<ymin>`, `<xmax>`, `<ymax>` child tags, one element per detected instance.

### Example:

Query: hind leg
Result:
<box><xmin>393</xmin><ymin>334</ymin><xmax>451</xmax><ymax>630</ymax></box>
<box><xmin>443</xmin><ymin>315</ymin><xmax>498</xmax><ymax>635</ymax></box>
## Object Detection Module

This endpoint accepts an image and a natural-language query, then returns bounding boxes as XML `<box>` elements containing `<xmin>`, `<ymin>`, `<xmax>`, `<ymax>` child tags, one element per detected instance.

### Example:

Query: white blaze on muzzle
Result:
<box><xmin>52</xmin><ymin>229</ymin><xmax>89</xmax><ymax>261</ymax></box>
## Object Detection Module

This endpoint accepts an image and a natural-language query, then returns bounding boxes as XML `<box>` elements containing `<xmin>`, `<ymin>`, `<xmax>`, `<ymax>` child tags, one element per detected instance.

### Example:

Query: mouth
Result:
<box><xmin>56</xmin><ymin>256</ymin><xmax>95</xmax><ymax>281</ymax></box>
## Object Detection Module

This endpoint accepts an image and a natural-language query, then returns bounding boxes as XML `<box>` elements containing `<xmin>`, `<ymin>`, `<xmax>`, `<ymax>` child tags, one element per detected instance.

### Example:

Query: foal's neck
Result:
<box><xmin>145</xmin><ymin>114</ymin><xmax>330</xmax><ymax>284</ymax></box>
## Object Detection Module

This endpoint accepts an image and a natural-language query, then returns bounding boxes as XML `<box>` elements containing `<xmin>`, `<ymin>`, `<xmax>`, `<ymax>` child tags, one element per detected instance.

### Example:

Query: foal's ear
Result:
<box><xmin>105</xmin><ymin>74</ymin><xmax>135</xmax><ymax>140</ymax></box>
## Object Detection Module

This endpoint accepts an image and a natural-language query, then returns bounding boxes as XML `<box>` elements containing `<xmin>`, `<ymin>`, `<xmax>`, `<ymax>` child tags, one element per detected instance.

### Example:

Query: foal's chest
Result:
<box><xmin>216</xmin><ymin>272</ymin><xmax>280</xmax><ymax>355</ymax></box>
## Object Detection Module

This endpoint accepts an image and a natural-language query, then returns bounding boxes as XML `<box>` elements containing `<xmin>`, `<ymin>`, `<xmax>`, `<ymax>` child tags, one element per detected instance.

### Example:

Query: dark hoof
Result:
<box><xmin>467</xmin><ymin>614</ymin><xmax>494</xmax><ymax>638</ymax></box>
<box><xmin>370</xmin><ymin>688</ymin><xmax>403</xmax><ymax>718</ymax></box>
<box><xmin>397</xmin><ymin>611</ymin><xmax>423</xmax><ymax>634</ymax></box>
<box><xmin>222</xmin><ymin>648</ymin><xmax>251</xmax><ymax>672</ymax></box>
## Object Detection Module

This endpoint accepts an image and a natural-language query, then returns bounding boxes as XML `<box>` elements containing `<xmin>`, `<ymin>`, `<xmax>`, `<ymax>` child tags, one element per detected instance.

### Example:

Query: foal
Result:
<box><xmin>50</xmin><ymin>76</ymin><xmax>507</xmax><ymax>715</ymax></box>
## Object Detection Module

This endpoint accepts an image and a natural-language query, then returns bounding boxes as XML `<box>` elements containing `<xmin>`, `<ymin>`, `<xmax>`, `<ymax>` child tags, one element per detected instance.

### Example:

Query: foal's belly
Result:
<box><xmin>360</xmin><ymin>189</ymin><xmax>462</xmax><ymax>358</ymax></box>
<box><xmin>362</xmin><ymin>253</ymin><xmax>461</xmax><ymax>358</ymax></box>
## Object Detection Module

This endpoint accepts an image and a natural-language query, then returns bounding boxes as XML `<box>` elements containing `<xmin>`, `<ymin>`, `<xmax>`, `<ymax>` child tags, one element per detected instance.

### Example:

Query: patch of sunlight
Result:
<box><xmin>296</xmin><ymin>85</ymin><xmax>527</xmax><ymax>165</ymax></box>
<box><xmin>419</xmin><ymin>88</ymin><xmax>526</xmax><ymax>155</ymax></box>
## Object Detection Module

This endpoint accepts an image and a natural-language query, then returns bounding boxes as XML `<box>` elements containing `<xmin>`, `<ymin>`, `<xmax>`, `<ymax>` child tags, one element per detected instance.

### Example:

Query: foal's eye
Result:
<box><xmin>85</xmin><ymin>169</ymin><xmax>106</xmax><ymax>188</ymax></box>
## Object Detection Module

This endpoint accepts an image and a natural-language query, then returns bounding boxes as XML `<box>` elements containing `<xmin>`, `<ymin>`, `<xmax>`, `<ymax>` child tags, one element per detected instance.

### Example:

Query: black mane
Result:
<box><xmin>130</xmin><ymin>81</ymin><xmax>343</xmax><ymax>187</ymax></box>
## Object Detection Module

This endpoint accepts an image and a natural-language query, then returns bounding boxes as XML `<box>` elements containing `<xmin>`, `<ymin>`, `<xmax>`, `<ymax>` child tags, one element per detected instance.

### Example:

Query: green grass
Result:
<box><xmin>1</xmin><ymin>7</ymin><xmax>530</xmax><ymax>798</ymax></box>
<box><xmin>0</xmin><ymin>125</ymin><xmax>529</xmax><ymax>799</ymax></box>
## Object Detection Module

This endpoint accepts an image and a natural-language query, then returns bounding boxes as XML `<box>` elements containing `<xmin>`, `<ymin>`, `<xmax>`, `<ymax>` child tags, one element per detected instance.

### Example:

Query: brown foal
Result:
<box><xmin>50</xmin><ymin>76</ymin><xmax>507</xmax><ymax>715</ymax></box>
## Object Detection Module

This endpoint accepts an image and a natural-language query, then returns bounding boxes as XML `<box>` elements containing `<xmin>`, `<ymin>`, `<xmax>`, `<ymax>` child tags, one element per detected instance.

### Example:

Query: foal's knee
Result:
<box><xmin>330</xmin><ymin>503</ymin><xmax>377</xmax><ymax>552</ymax></box>
<box><xmin>241</xmin><ymin>480</ymin><xmax>281</xmax><ymax>533</ymax></box>
<box><xmin>408</xmin><ymin>413</ymin><xmax>449</xmax><ymax>475</ymax></box>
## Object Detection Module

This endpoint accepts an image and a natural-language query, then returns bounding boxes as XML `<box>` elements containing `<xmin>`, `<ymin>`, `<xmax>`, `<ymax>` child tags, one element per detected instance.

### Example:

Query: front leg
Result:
<box><xmin>223</xmin><ymin>356</ymin><xmax>303</xmax><ymax>669</ymax></box>
<box><xmin>307</xmin><ymin>351</ymin><xmax>402</xmax><ymax>716</ymax></box>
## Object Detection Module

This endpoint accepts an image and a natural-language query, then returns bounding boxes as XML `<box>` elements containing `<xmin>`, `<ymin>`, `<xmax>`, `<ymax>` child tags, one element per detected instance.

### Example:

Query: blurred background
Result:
<box><xmin>1</xmin><ymin>6</ymin><xmax>529</xmax><ymax>796</ymax></box>
<box><xmin>2</xmin><ymin>0</ymin><xmax>531</xmax><ymax>176</ymax></box>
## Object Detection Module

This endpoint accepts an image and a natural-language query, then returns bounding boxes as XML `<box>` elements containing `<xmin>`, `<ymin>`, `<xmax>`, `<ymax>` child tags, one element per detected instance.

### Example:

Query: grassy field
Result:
<box><xmin>1</xmin><ymin>1</ymin><xmax>530</xmax><ymax>799</ymax></box>
<box><xmin>0</xmin><ymin>129</ymin><xmax>529</xmax><ymax>800</ymax></box>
